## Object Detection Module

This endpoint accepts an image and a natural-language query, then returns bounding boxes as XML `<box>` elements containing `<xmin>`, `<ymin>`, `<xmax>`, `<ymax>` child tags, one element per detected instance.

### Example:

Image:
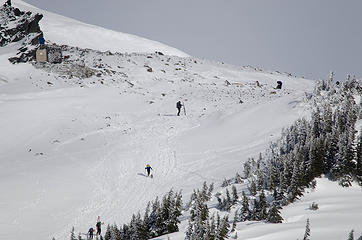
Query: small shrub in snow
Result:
<box><xmin>309</xmin><ymin>202</ymin><xmax>319</xmax><ymax>210</ymax></box>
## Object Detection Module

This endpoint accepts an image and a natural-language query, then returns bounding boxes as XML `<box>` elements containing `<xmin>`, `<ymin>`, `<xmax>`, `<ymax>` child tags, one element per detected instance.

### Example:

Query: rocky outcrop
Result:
<box><xmin>0</xmin><ymin>0</ymin><xmax>44</xmax><ymax>63</ymax></box>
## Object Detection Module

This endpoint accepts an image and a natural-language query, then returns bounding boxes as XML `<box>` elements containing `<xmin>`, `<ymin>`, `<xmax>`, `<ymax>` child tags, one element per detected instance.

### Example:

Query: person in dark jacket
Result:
<box><xmin>145</xmin><ymin>164</ymin><xmax>153</xmax><ymax>177</ymax></box>
<box><xmin>176</xmin><ymin>101</ymin><xmax>183</xmax><ymax>116</ymax></box>
<box><xmin>88</xmin><ymin>227</ymin><xmax>94</xmax><ymax>239</ymax></box>
<box><xmin>96</xmin><ymin>216</ymin><xmax>102</xmax><ymax>237</ymax></box>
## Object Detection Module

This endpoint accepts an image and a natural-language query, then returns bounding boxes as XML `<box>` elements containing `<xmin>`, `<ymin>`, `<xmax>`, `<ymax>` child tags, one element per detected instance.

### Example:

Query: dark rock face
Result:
<box><xmin>0</xmin><ymin>0</ymin><xmax>44</xmax><ymax>63</ymax></box>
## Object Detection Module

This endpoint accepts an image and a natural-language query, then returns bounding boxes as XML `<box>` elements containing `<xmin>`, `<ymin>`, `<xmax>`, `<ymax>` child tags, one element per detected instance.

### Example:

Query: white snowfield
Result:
<box><xmin>0</xmin><ymin>1</ymin><xmax>361</xmax><ymax>240</ymax></box>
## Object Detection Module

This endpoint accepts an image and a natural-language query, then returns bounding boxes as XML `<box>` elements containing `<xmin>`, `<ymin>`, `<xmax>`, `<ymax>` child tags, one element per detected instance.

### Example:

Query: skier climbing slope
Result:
<box><xmin>145</xmin><ymin>164</ymin><xmax>153</xmax><ymax>177</ymax></box>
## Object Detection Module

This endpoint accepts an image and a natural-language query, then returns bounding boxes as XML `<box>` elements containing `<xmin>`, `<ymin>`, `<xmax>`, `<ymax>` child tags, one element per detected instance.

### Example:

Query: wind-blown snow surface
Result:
<box><xmin>11</xmin><ymin>0</ymin><xmax>189</xmax><ymax>57</ymax></box>
<box><xmin>0</xmin><ymin>1</ymin><xmax>337</xmax><ymax>240</ymax></box>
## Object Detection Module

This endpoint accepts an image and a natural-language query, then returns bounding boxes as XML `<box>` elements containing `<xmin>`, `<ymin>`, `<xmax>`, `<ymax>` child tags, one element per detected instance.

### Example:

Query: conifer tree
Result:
<box><xmin>166</xmin><ymin>191</ymin><xmax>182</xmax><ymax>233</ymax></box>
<box><xmin>149</xmin><ymin>197</ymin><xmax>161</xmax><ymax>236</ymax></box>
<box><xmin>323</xmin><ymin>104</ymin><xmax>333</xmax><ymax>134</ymax></box>
<box><xmin>155</xmin><ymin>202</ymin><xmax>165</xmax><ymax>236</ymax></box>
<box><xmin>231</xmin><ymin>210</ymin><xmax>238</xmax><ymax>232</ymax></box>
<box><xmin>266</xmin><ymin>204</ymin><xmax>283</xmax><ymax>223</ymax></box>
<box><xmin>250</xmin><ymin>198</ymin><xmax>259</xmax><ymax>221</ymax></box>
<box><xmin>215</xmin><ymin>215</ymin><xmax>229</xmax><ymax>240</ymax></box>
<box><xmin>234</xmin><ymin>172</ymin><xmax>243</xmax><ymax>183</ymax></box>
<box><xmin>185</xmin><ymin>221</ymin><xmax>193</xmax><ymax>240</ymax></box>
<box><xmin>272</xmin><ymin>187</ymin><xmax>283</xmax><ymax>207</ymax></box>
<box><xmin>256</xmin><ymin>169</ymin><xmax>264</xmax><ymax>190</ymax></box>
<box><xmin>202</xmin><ymin>182</ymin><xmax>209</xmax><ymax>201</ymax></box>
<box><xmin>77</xmin><ymin>233</ymin><xmax>83</xmax><ymax>240</ymax></box>
<box><xmin>142</xmin><ymin>202</ymin><xmax>151</xmax><ymax>239</ymax></box>
<box><xmin>121</xmin><ymin>224</ymin><xmax>130</xmax><ymax>239</ymax></box>
<box><xmin>225</xmin><ymin>188</ymin><xmax>232</xmax><ymax>211</ymax></box>
<box><xmin>207</xmin><ymin>183</ymin><xmax>214</xmax><ymax>199</ymax></box>
<box><xmin>281</xmin><ymin>157</ymin><xmax>293</xmax><ymax>190</ymax></box>
<box><xmin>128</xmin><ymin>214</ymin><xmax>139</xmax><ymax>239</ymax></box>
<box><xmin>348</xmin><ymin>230</ymin><xmax>354</xmax><ymax>240</ymax></box>
<box><xmin>309</xmin><ymin>137</ymin><xmax>324</xmax><ymax>177</ymax></box>
<box><xmin>135</xmin><ymin>212</ymin><xmax>148</xmax><ymax>240</ymax></box>
<box><xmin>288</xmin><ymin>160</ymin><xmax>303</xmax><ymax>202</ymax></box>
<box><xmin>191</xmin><ymin>205</ymin><xmax>207</xmax><ymax>239</ymax></box>
<box><xmin>205</xmin><ymin>214</ymin><xmax>216</xmax><ymax>240</ymax></box>
<box><xmin>324</xmin><ymin>131</ymin><xmax>338</xmax><ymax>173</ymax></box>
<box><xmin>303</xmin><ymin>219</ymin><xmax>311</xmax><ymax>240</ymax></box>
<box><xmin>249</xmin><ymin>179</ymin><xmax>257</xmax><ymax>196</ymax></box>
<box><xmin>239</xmin><ymin>191</ymin><xmax>250</xmax><ymax>221</ymax></box>
<box><xmin>243</xmin><ymin>161</ymin><xmax>251</xmax><ymax>178</ymax></box>
<box><xmin>112</xmin><ymin>224</ymin><xmax>122</xmax><ymax>240</ymax></box>
<box><xmin>231</xmin><ymin>185</ymin><xmax>238</xmax><ymax>204</ymax></box>
<box><xmin>104</xmin><ymin>225</ymin><xmax>112</xmax><ymax>240</ymax></box>
<box><xmin>70</xmin><ymin>227</ymin><xmax>76</xmax><ymax>240</ymax></box>
<box><xmin>258</xmin><ymin>190</ymin><xmax>268</xmax><ymax>220</ymax></box>
<box><xmin>356</xmin><ymin>129</ymin><xmax>362</xmax><ymax>184</ymax></box>
<box><xmin>311</xmin><ymin>108</ymin><xmax>321</xmax><ymax>138</ymax></box>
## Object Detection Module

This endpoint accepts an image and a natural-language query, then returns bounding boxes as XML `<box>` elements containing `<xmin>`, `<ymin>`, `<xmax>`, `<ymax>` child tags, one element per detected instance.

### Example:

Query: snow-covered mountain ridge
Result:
<box><xmin>11</xmin><ymin>0</ymin><xmax>189</xmax><ymax>57</ymax></box>
<box><xmin>1</xmin><ymin>1</ymin><xmax>361</xmax><ymax>240</ymax></box>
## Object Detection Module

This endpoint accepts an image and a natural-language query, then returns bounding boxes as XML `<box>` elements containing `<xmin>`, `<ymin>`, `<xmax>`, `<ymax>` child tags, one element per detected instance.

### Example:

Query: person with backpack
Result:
<box><xmin>88</xmin><ymin>227</ymin><xmax>94</xmax><ymax>239</ymax></box>
<box><xmin>96</xmin><ymin>216</ymin><xmax>103</xmax><ymax>237</ymax></box>
<box><xmin>145</xmin><ymin>164</ymin><xmax>153</xmax><ymax>177</ymax></box>
<box><xmin>176</xmin><ymin>101</ymin><xmax>183</xmax><ymax>116</ymax></box>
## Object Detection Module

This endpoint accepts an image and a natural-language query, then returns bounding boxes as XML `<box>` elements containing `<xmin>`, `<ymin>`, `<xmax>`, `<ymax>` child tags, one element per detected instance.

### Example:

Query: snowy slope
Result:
<box><xmin>0</xmin><ymin>50</ymin><xmax>315</xmax><ymax>240</ymax></box>
<box><xmin>0</xmin><ymin>1</ymin><xmax>345</xmax><ymax>240</ymax></box>
<box><xmin>12</xmin><ymin>0</ymin><xmax>189</xmax><ymax>57</ymax></box>
<box><xmin>156</xmin><ymin>178</ymin><xmax>362</xmax><ymax>240</ymax></box>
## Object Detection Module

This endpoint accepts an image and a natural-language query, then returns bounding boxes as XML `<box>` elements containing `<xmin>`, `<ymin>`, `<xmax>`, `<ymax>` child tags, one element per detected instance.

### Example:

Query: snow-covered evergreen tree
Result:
<box><xmin>356</xmin><ymin>129</ymin><xmax>362</xmax><ymax>184</ymax></box>
<box><xmin>303</xmin><ymin>218</ymin><xmax>311</xmax><ymax>240</ymax></box>
<box><xmin>249</xmin><ymin>179</ymin><xmax>257</xmax><ymax>196</ymax></box>
<box><xmin>225</xmin><ymin>188</ymin><xmax>232</xmax><ymax>211</ymax></box>
<box><xmin>104</xmin><ymin>225</ymin><xmax>112</xmax><ymax>240</ymax></box>
<box><xmin>231</xmin><ymin>185</ymin><xmax>238</xmax><ymax>204</ymax></box>
<box><xmin>266</xmin><ymin>203</ymin><xmax>283</xmax><ymax>223</ymax></box>
<box><xmin>239</xmin><ymin>191</ymin><xmax>250</xmax><ymax>221</ymax></box>
<box><xmin>70</xmin><ymin>227</ymin><xmax>76</xmax><ymax>240</ymax></box>
<box><xmin>215</xmin><ymin>214</ymin><xmax>229</xmax><ymax>240</ymax></box>
<box><xmin>348</xmin><ymin>229</ymin><xmax>354</xmax><ymax>240</ymax></box>
<box><xmin>77</xmin><ymin>232</ymin><xmax>83</xmax><ymax>240</ymax></box>
<box><xmin>231</xmin><ymin>210</ymin><xmax>238</xmax><ymax>232</ymax></box>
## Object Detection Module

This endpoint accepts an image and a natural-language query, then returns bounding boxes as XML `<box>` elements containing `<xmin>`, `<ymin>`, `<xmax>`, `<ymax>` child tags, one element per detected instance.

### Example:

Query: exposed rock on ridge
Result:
<box><xmin>0</xmin><ymin>0</ymin><xmax>43</xmax><ymax>63</ymax></box>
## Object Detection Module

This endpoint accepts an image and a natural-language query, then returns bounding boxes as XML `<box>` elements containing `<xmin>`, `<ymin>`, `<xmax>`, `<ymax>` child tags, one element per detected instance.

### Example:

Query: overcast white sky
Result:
<box><xmin>23</xmin><ymin>0</ymin><xmax>362</xmax><ymax>80</ymax></box>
